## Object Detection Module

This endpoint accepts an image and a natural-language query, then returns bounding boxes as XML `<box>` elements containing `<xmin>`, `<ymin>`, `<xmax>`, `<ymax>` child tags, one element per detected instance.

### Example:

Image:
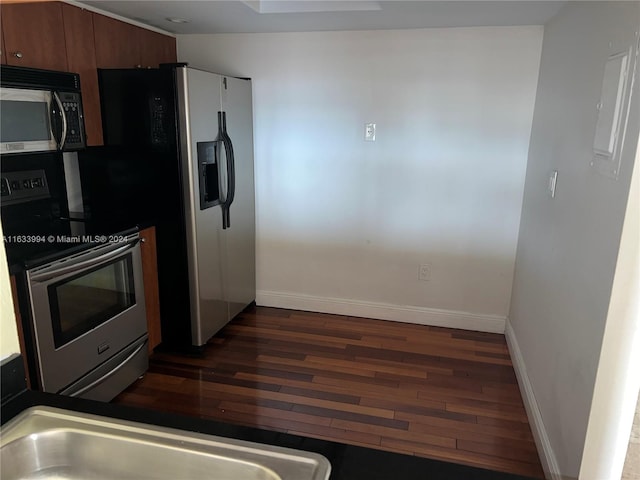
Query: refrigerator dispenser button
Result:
<box><xmin>365</xmin><ymin>123</ymin><xmax>376</xmax><ymax>141</ymax></box>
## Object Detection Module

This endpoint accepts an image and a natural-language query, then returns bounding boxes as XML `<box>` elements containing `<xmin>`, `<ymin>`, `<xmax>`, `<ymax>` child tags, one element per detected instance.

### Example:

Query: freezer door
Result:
<box><xmin>221</xmin><ymin>76</ymin><xmax>256</xmax><ymax>319</ymax></box>
<box><xmin>177</xmin><ymin>67</ymin><xmax>228</xmax><ymax>346</ymax></box>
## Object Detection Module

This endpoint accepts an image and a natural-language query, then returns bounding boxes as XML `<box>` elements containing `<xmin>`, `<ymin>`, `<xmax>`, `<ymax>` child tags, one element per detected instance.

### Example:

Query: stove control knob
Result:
<box><xmin>0</xmin><ymin>178</ymin><xmax>9</xmax><ymax>197</ymax></box>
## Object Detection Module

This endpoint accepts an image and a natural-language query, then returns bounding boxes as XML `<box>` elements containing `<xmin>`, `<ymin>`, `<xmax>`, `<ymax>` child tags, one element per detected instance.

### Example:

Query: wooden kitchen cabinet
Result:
<box><xmin>1</xmin><ymin>2</ymin><xmax>68</xmax><ymax>71</ymax></box>
<box><xmin>1</xmin><ymin>21</ymin><xmax>6</xmax><ymax>65</ymax></box>
<box><xmin>139</xmin><ymin>227</ymin><xmax>162</xmax><ymax>355</ymax></box>
<box><xmin>138</xmin><ymin>28</ymin><xmax>177</xmax><ymax>68</ymax></box>
<box><xmin>93</xmin><ymin>13</ymin><xmax>142</xmax><ymax>69</ymax></box>
<box><xmin>93</xmin><ymin>13</ymin><xmax>177</xmax><ymax>69</ymax></box>
<box><xmin>61</xmin><ymin>4</ymin><xmax>103</xmax><ymax>146</ymax></box>
<box><xmin>1</xmin><ymin>3</ymin><xmax>176</xmax><ymax>146</ymax></box>
<box><xmin>10</xmin><ymin>275</ymin><xmax>31</xmax><ymax>389</ymax></box>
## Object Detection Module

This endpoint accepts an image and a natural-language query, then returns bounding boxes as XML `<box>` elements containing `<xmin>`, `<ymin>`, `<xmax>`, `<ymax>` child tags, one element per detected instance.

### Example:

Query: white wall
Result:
<box><xmin>580</xmin><ymin>131</ymin><xmax>640</xmax><ymax>479</ymax></box>
<box><xmin>508</xmin><ymin>2</ymin><xmax>640</xmax><ymax>478</ymax></box>
<box><xmin>178</xmin><ymin>27</ymin><xmax>543</xmax><ymax>331</ymax></box>
<box><xmin>0</xmin><ymin>221</ymin><xmax>20</xmax><ymax>361</ymax></box>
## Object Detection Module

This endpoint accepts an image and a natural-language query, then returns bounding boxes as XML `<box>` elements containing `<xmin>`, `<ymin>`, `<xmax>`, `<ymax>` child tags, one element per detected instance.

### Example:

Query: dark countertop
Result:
<box><xmin>2</xmin><ymin>388</ymin><xmax>537</xmax><ymax>480</ymax></box>
<box><xmin>5</xmin><ymin>214</ymin><xmax>142</xmax><ymax>274</ymax></box>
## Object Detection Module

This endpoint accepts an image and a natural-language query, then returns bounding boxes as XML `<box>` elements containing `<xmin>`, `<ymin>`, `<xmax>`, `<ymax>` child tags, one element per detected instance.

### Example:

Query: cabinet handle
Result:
<box><xmin>13</xmin><ymin>51</ymin><xmax>23</xmax><ymax>59</ymax></box>
<box><xmin>141</xmin><ymin>237</ymin><xmax>147</xmax><ymax>243</ymax></box>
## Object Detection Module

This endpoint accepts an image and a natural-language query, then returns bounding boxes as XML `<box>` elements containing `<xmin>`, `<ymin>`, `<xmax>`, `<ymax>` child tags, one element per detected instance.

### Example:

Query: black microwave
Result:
<box><xmin>0</xmin><ymin>65</ymin><xmax>86</xmax><ymax>154</ymax></box>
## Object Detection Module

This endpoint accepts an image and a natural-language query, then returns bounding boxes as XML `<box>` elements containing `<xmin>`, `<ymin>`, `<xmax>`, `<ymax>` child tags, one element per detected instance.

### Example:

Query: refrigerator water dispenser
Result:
<box><xmin>197</xmin><ymin>141</ymin><xmax>220</xmax><ymax>210</ymax></box>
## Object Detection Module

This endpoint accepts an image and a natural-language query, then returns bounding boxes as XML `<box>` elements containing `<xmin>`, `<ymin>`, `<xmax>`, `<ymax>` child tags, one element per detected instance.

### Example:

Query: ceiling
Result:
<box><xmin>78</xmin><ymin>1</ymin><xmax>566</xmax><ymax>35</ymax></box>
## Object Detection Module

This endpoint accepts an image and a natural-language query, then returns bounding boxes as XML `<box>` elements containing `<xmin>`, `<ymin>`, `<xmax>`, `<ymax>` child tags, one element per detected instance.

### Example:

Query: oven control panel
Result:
<box><xmin>1</xmin><ymin>170</ymin><xmax>50</xmax><ymax>206</ymax></box>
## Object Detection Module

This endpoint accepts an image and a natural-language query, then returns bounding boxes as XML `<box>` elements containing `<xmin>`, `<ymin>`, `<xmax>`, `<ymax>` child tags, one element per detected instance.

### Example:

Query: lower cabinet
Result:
<box><xmin>10</xmin><ymin>275</ymin><xmax>31</xmax><ymax>389</ymax></box>
<box><xmin>139</xmin><ymin>227</ymin><xmax>162</xmax><ymax>355</ymax></box>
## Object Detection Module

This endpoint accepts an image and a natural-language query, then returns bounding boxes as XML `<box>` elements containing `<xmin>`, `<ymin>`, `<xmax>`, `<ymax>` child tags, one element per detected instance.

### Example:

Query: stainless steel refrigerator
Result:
<box><xmin>79</xmin><ymin>65</ymin><xmax>255</xmax><ymax>350</ymax></box>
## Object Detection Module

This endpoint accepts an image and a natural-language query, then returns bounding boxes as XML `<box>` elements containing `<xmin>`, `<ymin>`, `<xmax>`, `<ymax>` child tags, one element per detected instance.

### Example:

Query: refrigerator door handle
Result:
<box><xmin>221</xmin><ymin>111</ymin><xmax>236</xmax><ymax>230</ymax></box>
<box><xmin>214</xmin><ymin>111</ymin><xmax>229</xmax><ymax>229</ymax></box>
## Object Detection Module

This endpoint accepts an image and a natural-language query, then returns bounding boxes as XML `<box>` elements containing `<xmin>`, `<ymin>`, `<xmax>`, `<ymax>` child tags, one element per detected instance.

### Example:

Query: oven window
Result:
<box><xmin>0</xmin><ymin>100</ymin><xmax>51</xmax><ymax>142</ymax></box>
<box><xmin>49</xmin><ymin>255</ymin><xmax>136</xmax><ymax>348</ymax></box>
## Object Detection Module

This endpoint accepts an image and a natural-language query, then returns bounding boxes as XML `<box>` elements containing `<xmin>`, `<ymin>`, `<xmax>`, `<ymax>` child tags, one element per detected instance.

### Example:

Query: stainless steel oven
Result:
<box><xmin>25</xmin><ymin>233</ymin><xmax>147</xmax><ymax>401</ymax></box>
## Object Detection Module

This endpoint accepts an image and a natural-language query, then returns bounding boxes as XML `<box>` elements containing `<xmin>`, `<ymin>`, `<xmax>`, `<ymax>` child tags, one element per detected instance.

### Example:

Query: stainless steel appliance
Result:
<box><xmin>25</xmin><ymin>233</ymin><xmax>147</xmax><ymax>400</ymax></box>
<box><xmin>79</xmin><ymin>65</ymin><xmax>255</xmax><ymax>349</ymax></box>
<box><xmin>1</xmin><ymin>155</ymin><xmax>148</xmax><ymax>402</ymax></box>
<box><xmin>0</xmin><ymin>65</ymin><xmax>86</xmax><ymax>154</ymax></box>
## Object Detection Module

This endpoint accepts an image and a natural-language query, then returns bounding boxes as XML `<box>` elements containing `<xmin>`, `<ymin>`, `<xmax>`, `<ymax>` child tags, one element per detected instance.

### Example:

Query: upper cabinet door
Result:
<box><xmin>62</xmin><ymin>4</ymin><xmax>103</xmax><ymax>146</ymax></box>
<box><xmin>1</xmin><ymin>22</ymin><xmax>6</xmax><ymax>64</ymax></box>
<box><xmin>93</xmin><ymin>13</ymin><xmax>176</xmax><ymax>69</ymax></box>
<box><xmin>139</xmin><ymin>28</ymin><xmax>177</xmax><ymax>68</ymax></box>
<box><xmin>2</xmin><ymin>2</ymin><xmax>68</xmax><ymax>71</ymax></box>
<box><xmin>93</xmin><ymin>13</ymin><xmax>141</xmax><ymax>68</ymax></box>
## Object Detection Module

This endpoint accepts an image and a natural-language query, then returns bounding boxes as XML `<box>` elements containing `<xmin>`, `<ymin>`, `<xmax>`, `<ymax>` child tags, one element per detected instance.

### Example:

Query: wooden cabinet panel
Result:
<box><xmin>93</xmin><ymin>13</ymin><xmax>176</xmax><ymax>69</ymax></box>
<box><xmin>1</xmin><ymin>21</ymin><xmax>6</xmax><ymax>64</ymax></box>
<box><xmin>138</xmin><ymin>28</ymin><xmax>177</xmax><ymax>67</ymax></box>
<box><xmin>140</xmin><ymin>227</ymin><xmax>162</xmax><ymax>355</ymax></box>
<box><xmin>10</xmin><ymin>275</ymin><xmax>31</xmax><ymax>389</ymax></box>
<box><xmin>1</xmin><ymin>2</ymin><xmax>68</xmax><ymax>71</ymax></box>
<box><xmin>93</xmin><ymin>13</ymin><xmax>141</xmax><ymax>69</ymax></box>
<box><xmin>62</xmin><ymin>4</ymin><xmax>103</xmax><ymax>146</ymax></box>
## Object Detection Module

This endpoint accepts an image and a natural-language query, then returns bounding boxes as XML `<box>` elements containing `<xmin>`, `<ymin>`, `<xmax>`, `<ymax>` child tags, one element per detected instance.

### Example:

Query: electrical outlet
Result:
<box><xmin>418</xmin><ymin>264</ymin><xmax>431</xmax><ymax>281</ymax></box>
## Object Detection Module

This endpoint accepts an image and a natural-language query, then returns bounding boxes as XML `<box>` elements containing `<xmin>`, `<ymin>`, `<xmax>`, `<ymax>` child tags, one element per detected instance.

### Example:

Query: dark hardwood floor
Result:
<box><xmin>113</xmin><ymin>306</ymin><xmax>544</xmax><ymax>478</ymax></box>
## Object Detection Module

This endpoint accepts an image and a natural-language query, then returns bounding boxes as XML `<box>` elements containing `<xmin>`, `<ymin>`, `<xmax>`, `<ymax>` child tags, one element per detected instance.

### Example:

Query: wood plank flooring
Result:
<box><xmin>112</xmin><ymin>306</ymin><xmax>544</xmax><ymax>478</ymax></box>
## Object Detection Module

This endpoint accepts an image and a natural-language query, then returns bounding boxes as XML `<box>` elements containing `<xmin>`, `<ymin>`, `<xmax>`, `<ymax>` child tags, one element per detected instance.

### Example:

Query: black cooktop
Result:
<box><xmin>1</xmin><ymin>153</ymin><xmax>141</xmax><ymax>272</ymax></box>
<box><xmin>3</xmin><ymin>213</ymin><xmax>138</xmax><ymax>272</ymax></box>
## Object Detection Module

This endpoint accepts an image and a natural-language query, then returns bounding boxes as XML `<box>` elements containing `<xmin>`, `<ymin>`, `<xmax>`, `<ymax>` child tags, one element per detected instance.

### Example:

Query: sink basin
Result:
<box><xmin>1</xmin><ymin>407</ymin><xmax>331</xmax><ymax>480</ymax></box>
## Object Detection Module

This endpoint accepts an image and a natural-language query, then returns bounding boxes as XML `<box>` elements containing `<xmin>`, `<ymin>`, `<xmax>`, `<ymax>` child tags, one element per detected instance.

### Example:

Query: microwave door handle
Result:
<box><xmin>52</xmin><ymin>92</ymin><xmax>67</xmax><ymax>150</ymax></box>
<box><xmin>49</xmin><ymin>93</ymin><xmax>62</xmax><ymax>147</ymax></box>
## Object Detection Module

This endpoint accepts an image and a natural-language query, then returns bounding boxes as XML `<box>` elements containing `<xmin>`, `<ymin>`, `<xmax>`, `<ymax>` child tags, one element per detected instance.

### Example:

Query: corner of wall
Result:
<box><xmin>505</xmin><ymin>319</ymin><xmax>562</xmax><ymax>480</ymax></box>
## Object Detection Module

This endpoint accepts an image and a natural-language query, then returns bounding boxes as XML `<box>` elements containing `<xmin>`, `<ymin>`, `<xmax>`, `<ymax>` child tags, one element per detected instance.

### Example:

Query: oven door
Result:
<box><xmin>0</xmin><ymin>87</ymin><xmax>59</xmax><ymax>153</ymax></box>
<box><xmin>26</xmin><ymin>235</ymin><xmax>147</xmax><ymax>394</ymax></box>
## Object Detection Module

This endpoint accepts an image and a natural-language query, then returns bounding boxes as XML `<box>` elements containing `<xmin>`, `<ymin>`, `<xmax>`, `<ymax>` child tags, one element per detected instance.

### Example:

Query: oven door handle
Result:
<box><xmin>29</xmin><ymin>239</ymin><xmax>140</xmax><ymax>283</ymax></box>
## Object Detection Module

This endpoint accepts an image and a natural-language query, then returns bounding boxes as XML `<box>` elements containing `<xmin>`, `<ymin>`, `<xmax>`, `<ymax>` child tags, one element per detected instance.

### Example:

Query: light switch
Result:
<box><xmin>548</xmin><ymin>170</ymin><xmax>558</xmax><ymax>198</ymax></box>
<box><xmin>365</xmin><ymin>123</ymin><xmax>376</xmax><ymax>141</ymax></box>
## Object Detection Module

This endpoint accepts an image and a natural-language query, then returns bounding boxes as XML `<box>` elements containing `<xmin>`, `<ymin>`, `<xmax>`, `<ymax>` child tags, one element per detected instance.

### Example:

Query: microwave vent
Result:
<box><xmin>0</xmin><ymin>65</ymin><xmax>80</xmax><ymax>92</ymax></box>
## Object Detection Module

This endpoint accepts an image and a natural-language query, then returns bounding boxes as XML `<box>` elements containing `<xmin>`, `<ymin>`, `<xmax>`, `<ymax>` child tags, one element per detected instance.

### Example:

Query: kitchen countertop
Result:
<box><xmin>4</xmin><ymin>217</ymin><xmax>143</xmax><ymax>275</ymax></box>
<box><xmin>2</xmin><ymin>388</ymin><xmax>538</xmax><ymax>479</ymax></box>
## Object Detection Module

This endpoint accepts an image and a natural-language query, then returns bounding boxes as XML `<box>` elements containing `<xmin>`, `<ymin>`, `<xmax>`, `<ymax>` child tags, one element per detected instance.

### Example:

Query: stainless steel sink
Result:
<box><xmin>1</xmin><ymin>407</ymin><xmax>331</xmax><ymax>480</ymax></box>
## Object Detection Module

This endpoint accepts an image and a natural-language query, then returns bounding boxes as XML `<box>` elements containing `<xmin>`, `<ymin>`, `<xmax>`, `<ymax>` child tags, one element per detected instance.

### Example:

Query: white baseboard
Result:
<box><xmin>505</xmin><ymin>320</ymin><xmax>562</xmax><ymax>480</ymax></box>
<box><xmin>256</xmin><ymin>290</ymin><xmax>506</xmax><ymax>333</ymax></box>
